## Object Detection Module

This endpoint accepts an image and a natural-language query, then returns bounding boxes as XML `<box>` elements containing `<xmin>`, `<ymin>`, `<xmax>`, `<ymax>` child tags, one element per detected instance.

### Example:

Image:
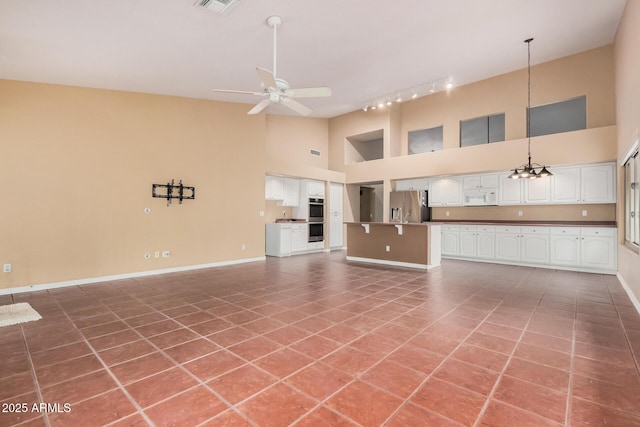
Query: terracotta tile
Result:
<box><xmin>174</xmin><ymin>311</ymin><xmax>217</xmax><ymax>326</ymax></box>
<box><xmin>207</xmin><ymin>326</ymin><xmax>256</xmax><ymax>347</ymax></box>
<box><xmin>35</xmin><ymin>354</ymin><xmax>103</xmax><ymax>387</ymax></box>
<box><xmin>361</xmin><ymin>360</ymin><xmax>425</xmax><ymax>398</ymax></box>
<box><xmin>110</xmin><ymin>352</ymin><xmax>174</xmax><ymax>384</ymax></box>
<box><xmin>164</xmin><ymin>338</ymin><xmax>219</xmax><ymax>364</ymax></box>
<box><xmin>254</xmin><ymin>348</ymin><xmax>314</xmax><ymax>378</ymax></box>
<box><xmin>493</xmin><ymin>376</ymin><xmax>567</xmax><ymax>423</ymax></box>
<box><xmin>465</xmin><ymin>331</ymin><xmax>517</xmax><ymax>354</ymax></box>
<box><xmin>200</xmin><ymin>409</ymin><xmax>254</xmax><ymax>426</ymax></box>
<box><xmin>408</xmin><ymin>332</ymin><xmax>460</xmax><ymax>356</ymax></box>
<box><xmin>0</xmin><ymin>371</ymin><xmax>36</xmax><ymax>401</ymax></box>
<box><xmin>148</xmin><ymin>328</ymin><xmax>198</xmax><ymax>349</ymax></box>
<box><xmin>318</xmin><ymin>323</ymin><xmax>361</xmax><ymax>344</ymax></box>
<box><xmin>293</xmin><ymin>315</ymin><xmax>335</xmax><ymax>333</ymax></box>
<box><xmin>425</xmin><ymin>323</ymin><xmax>472</xmax><ymax>341</ymax></box>
<box><xmin>241</xmin><ymin>317</ymin><xmax>285</xmax><ymax>334</ymax></box>
<box><xmin>450</xmin><ymin>344</ymin><xmax>509</xmax><ymax>372</ymax></box>
<box><xmin>224</xmin><ymin>310</ymin><xmax>264</xmax><ymax>325</ymax></box>
<box><xmin>570</xmin><ymin>396</ymin><xmax>640</xmax><ymax>427</ymax></box>
<box><xmin>238</xmin><ymin>383</ymin><xmax>315</xmax><ymax>427</ymax></box>
<box><xmin>374</xmin><ymin>323</ymin><xmax>419</xmax><ymax>343</ymax></box>
<box><xmin>98</xmin><ymin>340</ymin><xmax>156</xmax><ymax>366</ymax></box>
<box><xmin>286</xmin><ymin>362</ymin><xmax>352</xmax><ymax>400</ymax></box>
<box><xmin>434</xmin><ymin>358</ymin><xmax>500</xmax><ymax>396</ymax></box>
<box><xmin>348</xmin><ymin>333</ymin><xmax>399</xmax><ymax>356</ymax></box>
<box><xmin>385</xmin><ymin>343</ymin><xmax>444</xmax><ymax>374</ymax></box>
<box><xmin>270</xmin><ymin>308</ymin><xmax>309</xmax><ymax>324</ymax></box>
<box><xmin>513</xmin><ymin>342</ymin><xmax>571</xmax><ymax>370</ymax></box>
<box><xmin>520</xmin><ymin>331</ymin><xmax>572</xmax><ymax>353</ymax></box>
<box><xmin>228</xmin><ymin>336</ymin><xmax>281</xmax><ymax>361</ymax></box>
<box><xmin>135</xmin><ymin>319</ymin><xmax>182</xmax><ymax>337</ymax></box>
<box><xmin>572</xmin><ymin>374</ymin><xmax>640</xmax><ymax>414</ymax></box>
<box><xmin>572</xmin><ymin>356</ymin><xmax>640</xmax><ymax>389</ymax></box>
<box><xmin>326</xmin><ymin>380</ymin><xmax>404</xmax><ymax>427</ymax></box>
<box><xmin>0</xmin><ymin>392</ymin><xmax>41</xmax><ymax>426</ymax></box>
<box><xmin>290</xmin><ymin>335</ymin><xmax>341</xmax><ymax>359</ymax></box>
<box><xmin>41</xmin><ymin>369</ymin><xmax>118</xmax><ymax>404</ymax></box>
<box><xmin>80</xmin><ymin>320</ymin><xmax>130</xmax><ymax>339</ymax></box>
<box><xmin>322</xmin><ymin>346</ymin><xmax>380</xmax><ymax>375</ymax></box>
<box><xmin>476</xmin><ymin>322</ymin><xmax>523</xmax><ymax>341</ymax></box>
<box><xmin>184</xmin><ymin>350</ymin><xmax>246</xmax><ymax>381</ymax></box>
<box><xmin>411</xmin><ymin>378</ymin><xmax>486</xmax><ymax>427</ymax></box>
<box><xmin>345</xmin><ymin>315</ymin><xmax>387</xmax><ymax>332</ymax></box>
<box><xmin>47</xmin><ymin>389</ymin><xmax>136</xmax><ymax>427</ymax></box>
<box><xmin>89</xmin><ymin>329</ymin><xmax>141</xmax><ymax>351</ymax></box>
<box><xmin>293</xmin><ymin>406</ymin><xmax>358</xmax><ymax>426</ymax></box>
<box><xmin>208</xmin><ymin>364</ymin><xmax>277</xmax><ymax>404</ymax></box>
<box><xmin>145</xmin><ymin>386</ymin><xmax>227</xmax><ymax>427</ymax></box>
<box><xmin>108</xmin><ymin>413</ymin><xmax>150</xmax><ymax>427</ymax></box>
<box><xmin>72</xmin><ymin>312</ymin><xmax>119</xmax><ymax>329</ymax></box>
<box><xmin>574</xmin><ymin>341</ymin><xmax>637</xmax><ymax>368</ymax></box>
<box><xmin>479</xmin><ymin>399</ymin><xmax>562</xmax><ymax>427</ymax></box>
<box><xmin>126</xmin><ymin>367</ymin><xmax>198</xmax><ymax>408</ymax></box>
<box><xmin>124</xmin><ymin>312</ymin><xmax>167</xmax><ymax>327</ymax></box>
<box><xmin>386</xmin><ymin>402</ymin><xmax>465</xmax><ymax>427</ymax></box>
<box><xmin>30</xmin><ymin>341</ymin><xmax>92</xmax><ymax>369</ymax></box>
<box><xmin>505</xmin><ymin>357</ymin><xmax>570</xmax><ymax>392</ymax></box>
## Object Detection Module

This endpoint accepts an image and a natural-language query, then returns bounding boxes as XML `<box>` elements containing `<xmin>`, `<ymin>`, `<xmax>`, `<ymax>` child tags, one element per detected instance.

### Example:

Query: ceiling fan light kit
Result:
<box><xmin>508</xmin><ymin>38</ymin><xmax>553</xmax><ymax>180</ymax></box>
<box><xmin>213</xmin><ymin>15</ymin><xmax>331</xmax><ymax>116</ymax></box>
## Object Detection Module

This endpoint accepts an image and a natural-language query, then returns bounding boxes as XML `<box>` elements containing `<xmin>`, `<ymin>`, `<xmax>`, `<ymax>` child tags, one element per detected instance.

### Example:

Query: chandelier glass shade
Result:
<box><xmin>509</xmin><ymin>38</ymin><xmax>552</xmax><ymax>180</ymax></box>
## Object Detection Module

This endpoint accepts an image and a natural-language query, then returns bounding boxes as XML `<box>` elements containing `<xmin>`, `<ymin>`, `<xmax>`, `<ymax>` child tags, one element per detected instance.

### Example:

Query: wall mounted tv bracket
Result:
<box><xmin>152</xmin><ymin>179</ymin><xmax>195</xmax><ymax>206</ymax></box>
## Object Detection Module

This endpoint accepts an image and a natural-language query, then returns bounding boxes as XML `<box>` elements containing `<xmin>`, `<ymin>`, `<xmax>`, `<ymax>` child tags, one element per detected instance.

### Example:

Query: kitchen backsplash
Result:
<box><xmin>264</xmin><ymin>200</ymin><xmax>295</xmax><ymax>223</ymax></box>
<box><xmin>432</xmin><ymin>204</ymin><xmax>616</xmax><ymax>222</ymax></box>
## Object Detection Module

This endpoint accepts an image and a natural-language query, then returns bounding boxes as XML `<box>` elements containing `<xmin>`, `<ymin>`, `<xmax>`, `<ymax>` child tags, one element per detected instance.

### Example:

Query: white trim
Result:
<box><xmin>617</xmin><ymin>272</ymin><xmax>640</xmax><ymax>315</ymax></box>
<box><xmin>346</xmin><ymin>256</ymin><xmax>439</xmax><ymax>270</ymax></box>
<box><xmin>619</xmin><ymin>130</ymin><xmax>639</xmax><ymax>165</ymax></box>
<box><xmin>0</xmin><ymin>257</ymin><xmax>266</xmax><ymax>296</ymax></box>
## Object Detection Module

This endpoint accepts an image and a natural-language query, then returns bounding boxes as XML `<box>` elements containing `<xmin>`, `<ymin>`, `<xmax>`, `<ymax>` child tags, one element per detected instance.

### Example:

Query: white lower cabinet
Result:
<box><xmin>441</xmin><ymin>225</ymin><xmax>460</xmax><ymax>256</ymax></box>
<box><xmin>444</xmin><ymin>224</ymin><xmax>616</xmax><ymax>274</ymax></box>
<box><xmin>291</xmin><ymin>224</ymin><xmax>309</xmax><ymax>252</ymax></box>
<box><xmin>266</xmin><ymin>223</ymin><xmax>322</xmax><ymax>257</ymax></box>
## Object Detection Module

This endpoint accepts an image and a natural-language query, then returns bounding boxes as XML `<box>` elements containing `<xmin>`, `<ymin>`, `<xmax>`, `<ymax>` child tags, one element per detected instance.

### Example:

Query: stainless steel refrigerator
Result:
<box><xmin>389</xmin><ymin>190</ymin><xmax>431</xmax><ymax>223</ymax></box>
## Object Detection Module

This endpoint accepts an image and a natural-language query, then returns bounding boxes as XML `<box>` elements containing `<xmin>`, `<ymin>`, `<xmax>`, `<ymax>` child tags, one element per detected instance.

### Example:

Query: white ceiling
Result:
<box><xmin>0</xmin><ymin>0</ymin><xmax>627</xmax><ymax>118</ymax></box>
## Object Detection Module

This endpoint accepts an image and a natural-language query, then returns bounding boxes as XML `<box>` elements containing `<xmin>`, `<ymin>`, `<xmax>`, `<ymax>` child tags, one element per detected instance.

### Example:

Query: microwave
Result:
<box><xmin>463</xmin><ymin>189</ymin><xmax>498</xmax><ymax>206</ymax></box>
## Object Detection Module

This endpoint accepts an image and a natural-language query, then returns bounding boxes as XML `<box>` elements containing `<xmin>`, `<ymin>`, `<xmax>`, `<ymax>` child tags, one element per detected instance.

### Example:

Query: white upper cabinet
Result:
<box><xmin>429</xmin><ymin>177</ymin><xmax>463</xmax><ymax>206</ymax></box>
<box><xmin>551</xmin><ymin>166</ymin><xmax>581</xmax><ymax>203</ymax></box>
<box><xmin>463</xmin><ymin>174</ymin><xmax>499</xmax><ymax>190</ymax></box>
<box><xmin>307</xmin><ymin>180</ymin><xmax>325</xmax><ymax>198</ymax></box>
<box><xmin>580</xmin><ymin>163</ymin><xmax>615</xmax><ymax>203</ymax></box>
<box><xmin>396</xmin><ymin>178</ymin><xmax>429</xmax><ymax>191</ymax></box>
<box><xmin>265</xmin><ymin>175</ymin><xmax>284</xmax><ymax>200</ymax></box>
<box><xmin>523</xmin><ymin>176</ymin><xmax>551</xmax><ymax>204</ymax></box>
<box><xmin>277</xmin><ymin>178</ymin><xmax>300</xmax><ymax>207</ymax></box>
<box><xmin>498</xmin><ymin>177</ymin><xmax>523</xmax><ymax>205</ymax></box>
<box><xmin>550</xmin><ymin>163</ymin><xmax>615</xmax><ymax>204</ymax></box>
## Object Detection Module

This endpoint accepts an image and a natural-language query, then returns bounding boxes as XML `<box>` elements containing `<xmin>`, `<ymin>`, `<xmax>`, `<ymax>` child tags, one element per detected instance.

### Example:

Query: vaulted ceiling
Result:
<box><xmin>0</xmin><ymin>0</ymin><xmax>627</xmax><ymax>117</ymax></box>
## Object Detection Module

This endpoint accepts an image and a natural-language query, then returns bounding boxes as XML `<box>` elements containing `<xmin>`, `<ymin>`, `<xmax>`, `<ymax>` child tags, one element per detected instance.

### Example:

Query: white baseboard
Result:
<box><xmin>0</xmin><ymin>257</ymin><xmax>266</xmax><ymax>296</ymax></box>
<box><xmin>346</xmin><ymin>256</ymin><xmax>439</xmax><ymax>270</ymax></box>
<box><xmin>617</xmin><ymin>272</ymin><xmax>640</xmax><ymax>315</ymax></box>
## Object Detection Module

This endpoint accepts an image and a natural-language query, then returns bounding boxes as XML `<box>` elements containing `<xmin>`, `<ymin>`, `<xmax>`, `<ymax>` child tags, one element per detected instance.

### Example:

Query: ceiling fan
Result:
<box><xmin>213</xmin><ymin>15</ymin><xmax>331</xmax><ymax>116</ymax></box>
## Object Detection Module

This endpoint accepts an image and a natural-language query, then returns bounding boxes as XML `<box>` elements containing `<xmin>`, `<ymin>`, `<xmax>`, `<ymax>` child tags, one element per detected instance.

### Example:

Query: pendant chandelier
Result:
<box><xmin>508</xmin><ymin>38</ymin><xmax>552</xmax><ymax>180</ymax></box>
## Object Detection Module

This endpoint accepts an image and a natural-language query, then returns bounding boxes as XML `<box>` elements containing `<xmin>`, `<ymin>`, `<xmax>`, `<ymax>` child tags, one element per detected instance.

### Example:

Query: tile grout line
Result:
<box><xmin>563</xmin><ymin>275</ymin><xmax>579</xmax><ymax>427</ymax></box>
<box><xmin>18</xmin><ymin>323</ymin><xmax>52</xmax><ymax>427</ymax></box>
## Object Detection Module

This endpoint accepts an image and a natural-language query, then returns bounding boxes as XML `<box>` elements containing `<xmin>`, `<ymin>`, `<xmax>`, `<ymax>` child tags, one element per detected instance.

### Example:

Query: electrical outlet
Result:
<box><xmin>445</xmin><ymin>211</ymin><xmax>450</xmax><ymax>217</ymax></box>
<box><xmin>162</xmin><ymin>250</ymin><xmax>170</xmax><ymax>258</ymax></box>
<box><xmin>259</xmin><ymin>211</ymin><xmax>265</xmax><ymax>217</ymax></box>
<box><xmin>3</xmin><ymin>264</ymin><xmax>11</xmax><ymax>273</ymax></box>
<box><xmin>518</xmin><ymin>210</ymin><xmax>523</xmax><ymax>217</ymax></box>
<box><xmin>154</xmin><ymin>251</ymin><xmax>160</xmax><ymax>258</ymax></box>
<box><xmin>241</xmin><ymin>244</ymin><xmax>246</xmax><ymax>250</ymax></box>
<box><xmin>582</xmin><ymin>210</ymin><xmax>588</xmax><ymax>217</ymax></box>
<box><xmin>385</xmin><ymin>245</ymin><xmax>390</xmax><ymax>252</ymax></box>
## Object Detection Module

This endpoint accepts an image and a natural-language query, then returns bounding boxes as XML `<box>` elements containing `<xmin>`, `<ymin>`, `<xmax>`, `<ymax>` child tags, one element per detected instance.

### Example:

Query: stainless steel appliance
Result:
<box><xmin>308</xmin><ymin>198</ymin><xmax>324</xmax><ymax>242</ymax></box>
<box><xmin>389</xmin><ymin>190</ymin><xmax>431</xmax><ymax>223</ymax></box>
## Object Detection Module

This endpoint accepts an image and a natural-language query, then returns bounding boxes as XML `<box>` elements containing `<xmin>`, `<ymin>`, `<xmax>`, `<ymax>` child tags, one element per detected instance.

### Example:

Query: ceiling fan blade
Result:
<box><xmin>247</xmin><ymin>99</ymin><xmax>272</xmax><ymax>115</ymax></box>
<box><xmin>281</xmin><ymin>97</ymin><xmax>312</xmax><ymax>116</ymax></box>
<box><xmin>256</xmin><ymin>67</ymin><xmax>277</xmax><ymax>89</ymax></box>
<box><xmin>213</xmin><ymin>89</ymin><xmax>264</xmax><ymax>96</ymax></box>
<box><xmin>288</xmin><ymin>87</ymin><xmax>332</xmax><ymax>98</ymax></box>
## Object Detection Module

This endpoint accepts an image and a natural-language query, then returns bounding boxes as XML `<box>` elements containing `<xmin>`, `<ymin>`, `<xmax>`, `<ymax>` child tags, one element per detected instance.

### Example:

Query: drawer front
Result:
<box><xmin>461</xmin><ymin>225</ymin><xmax>477</xmax><ymax>232</ymax></box>
<box><xmin>549</xmin><ymin>227</ymin><xmax>580</xmax><ymax>236</ymax></box>
<box><xmin>495</xmin><ymin>226</ymin><xmax>521</xmax><ymax>234</ymax></box>
<box><xmin>580</xmin><ymin>227</ymin><xmax>616</xmax><ymax>237</ymax></box>
<box><xmin>521</xmin><ymin>226</ymin><xmax>550</xmax><ymax>235</ymax></box>
<box><xmin>477</xmin><ymin>225</ymin><xmax>496</xmax><ymax>233</ymax></box>
<box><xmin>442</xmin><ymin>225</ymin><xmax>460</xmax><ymax>231</ymax></box>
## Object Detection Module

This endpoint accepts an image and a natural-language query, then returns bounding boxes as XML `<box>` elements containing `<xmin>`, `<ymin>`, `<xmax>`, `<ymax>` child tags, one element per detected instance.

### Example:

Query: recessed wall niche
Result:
<box><xmin>345</xmin><ymin>129</ymin><xmax>384</xmax><ymax>164</ymax></box>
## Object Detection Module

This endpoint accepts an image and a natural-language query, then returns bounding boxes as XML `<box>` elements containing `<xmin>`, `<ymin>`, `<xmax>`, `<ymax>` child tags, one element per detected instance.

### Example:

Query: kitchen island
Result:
<box><xmin>345</xmin><ymin>222</ymin><xmax>441</xmax><ymax>270</ymax></box>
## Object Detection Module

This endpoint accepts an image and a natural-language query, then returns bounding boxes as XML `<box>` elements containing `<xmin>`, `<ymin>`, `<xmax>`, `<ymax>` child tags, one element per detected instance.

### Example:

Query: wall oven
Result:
<box><xmin>308</xmin><ymin>198</ymin><xmax>324</xmax><ymax>223</ymax></box>
<box><xmin>308</xmin><ymin>223</ymin><xmax>324</xmax><ymax>242</ymax></box>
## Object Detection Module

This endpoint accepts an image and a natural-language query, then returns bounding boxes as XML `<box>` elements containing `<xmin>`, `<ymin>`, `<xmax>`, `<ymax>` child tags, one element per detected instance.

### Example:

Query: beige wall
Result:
<box><xmin>0</xmin><ymin>80</ymin><xmax>266</xmax><ymax>290</ymax></box>
<box><xmin>615</xmin><ymin>0</ymin><xmax>640</xmax><ymax>304</ymax></box>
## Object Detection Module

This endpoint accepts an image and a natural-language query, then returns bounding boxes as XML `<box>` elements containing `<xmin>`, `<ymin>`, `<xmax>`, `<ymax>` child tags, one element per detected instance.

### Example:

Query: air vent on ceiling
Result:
<box><xmin>195</xmin><ymin>0</ymin><xmax>241</xmax><ymax>14</ymax></box>
<box><xmin>310</xmin><ymin>149</ymin><xmax>321</xmax><ymax>157</ymax></box>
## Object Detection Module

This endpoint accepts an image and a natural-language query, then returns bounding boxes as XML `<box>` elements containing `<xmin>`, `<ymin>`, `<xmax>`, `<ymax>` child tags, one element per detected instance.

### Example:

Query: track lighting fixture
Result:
<box><xmin>361</xmin><ymin>77</ymin><xmax>455</xmax><ymax>112</ymax></box>
<box><xmin>508</xmin><ymin>38</ymin><xmax>553</xmax><ymax>180</ymax></box>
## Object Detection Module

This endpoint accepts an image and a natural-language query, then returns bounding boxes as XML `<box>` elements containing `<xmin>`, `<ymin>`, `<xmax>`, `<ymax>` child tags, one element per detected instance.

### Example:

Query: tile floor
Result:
<box><xmin>1</xmin><ymin>252</ymin><xmax>640</xmax><ymax>426</ymax></box>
